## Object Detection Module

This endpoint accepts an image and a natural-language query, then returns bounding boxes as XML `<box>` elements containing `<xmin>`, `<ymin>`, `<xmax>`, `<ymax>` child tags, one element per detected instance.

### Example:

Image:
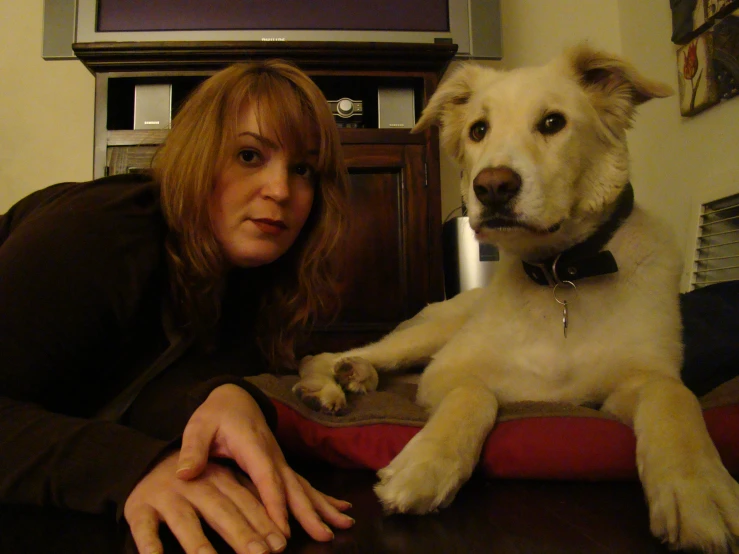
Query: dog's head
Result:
<box><xmin>415</xmin><ymin>44</ymin><xmax>672</xmax><ymax>259</ymax></box>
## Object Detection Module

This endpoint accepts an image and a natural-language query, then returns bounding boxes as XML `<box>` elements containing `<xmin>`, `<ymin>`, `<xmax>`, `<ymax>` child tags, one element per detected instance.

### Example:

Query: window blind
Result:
<box><xmin>692</xmin><ymin>192</ymin><xmax>739</xmax><ymax>289</ymax></box>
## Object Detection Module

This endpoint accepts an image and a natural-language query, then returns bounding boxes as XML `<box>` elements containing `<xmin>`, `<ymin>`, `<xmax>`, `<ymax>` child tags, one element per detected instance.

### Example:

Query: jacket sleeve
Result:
<box><xmin>126</xmin><ymin>344</ymin><xmax>278</xmax><ymax>443</ymax></box>
<box><xmin>0</xmin><ymin>396</ymin><xmax>174</xmax><ymax>515</ymax></box>
<box><xmin>0</xmin><ymin>179</ymin><xmax>177</xmax><ymax>516</ymax></box>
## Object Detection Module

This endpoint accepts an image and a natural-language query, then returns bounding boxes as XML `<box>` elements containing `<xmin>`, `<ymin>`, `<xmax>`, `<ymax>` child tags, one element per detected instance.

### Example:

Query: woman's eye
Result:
<box><xmin>294</xmin><ymin>163</ymin><xmax>315</xmax><ymax>180</ymax></box>
<box><xmin>537</xmin><ymin>112</ymin><xmax>567</xmax><ymax>135</ymax></box>
<box><xmin>469</xmin><ymin>120</ymin><xmax>488</xmax><ymax>142</ymax></box>
<box><xmin>238</xmin><ymin>149</ymin><xmax>260</xmax><ymax>164</ymax></box>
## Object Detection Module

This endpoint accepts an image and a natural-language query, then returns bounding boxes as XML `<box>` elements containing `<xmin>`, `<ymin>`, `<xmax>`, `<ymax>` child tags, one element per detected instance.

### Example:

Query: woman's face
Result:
<box><xmin>210</xmin><ymin>103</ymin><xmax>317</xmax><ymax>267</ymax></box>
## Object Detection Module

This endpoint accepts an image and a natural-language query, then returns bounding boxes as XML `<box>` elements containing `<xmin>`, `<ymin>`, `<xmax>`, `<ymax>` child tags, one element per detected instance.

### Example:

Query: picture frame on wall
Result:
<box><xmin>706</xmin><ymin>0</ymin><xmax>739</xmax><ymax>20</ymax></box>
<box><xmin>677</xmin><ymin>32</ymin><xmax>720</xmax><ymax>115</ymax></box>
<box><xmin>671</xmin><ymin>0</ymin><xmax>739</xmax><ymax>43</ymax></box>
<box><xmin>711</xmin><ymin>7</ymin><xmax>739</xmax><ymax>101</ymax></box>
<box><xmin>671</xmin><ymin>0</ymin><xmax>711</xmax><ymax>44</ymax></box>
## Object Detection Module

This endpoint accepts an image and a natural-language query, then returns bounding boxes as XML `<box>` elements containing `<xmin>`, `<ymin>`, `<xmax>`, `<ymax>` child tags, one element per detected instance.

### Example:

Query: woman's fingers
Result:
<box><xmin>215</xmin><ymin>470</ymin><xmax>288</xmax><ymax>553</ymax></box>
<box><xmin>292</xmin><ymin>473</ymin><xmax>355</xmax><ymax>530</ymax></box>
<box><xmin>277</xmin><ymin>470</ymin><xmax>344</xmax><ymax>542</ymax></box>
<box><xmin>156</xmin><ymin>500</ymin><xmax>218</xmax><ymax>554</ymax></box>
<box><xmin>127</xmin><ymin>504</ymin><xmax>164</xmax><ymax>554</ymax></box>
<box><xmin>293</xmin><ymin>474</ymin><xmax>355</xmax><ymax>528</ymax></box>
<box><xmin>177</xmin><ymin>412</ymin><xmax>214</xmax><ymax>480</ymax></box>
<box><xmin>227</xmin><ymin>436</ymin><xmax>290</xmax><ymax>536</ymax></box>
<box><xmin>189</xmin><ymin>482</ymin><xmax>272</xmax><ymax>554</ymax></box>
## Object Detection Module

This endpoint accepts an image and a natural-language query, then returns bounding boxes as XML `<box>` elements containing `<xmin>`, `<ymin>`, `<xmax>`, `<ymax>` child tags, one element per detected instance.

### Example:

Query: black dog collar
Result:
<box><xmin>522</xmin><ymin>183</ymin><xmax>634</xmax><ymax>286</ymax></box>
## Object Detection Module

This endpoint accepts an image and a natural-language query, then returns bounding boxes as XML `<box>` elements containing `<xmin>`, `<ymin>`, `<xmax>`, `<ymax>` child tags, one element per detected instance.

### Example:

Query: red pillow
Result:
<box><xmin>247</xmin><ymin>375</ymin><xmax>739</xmax><ymax>479</ymax></box>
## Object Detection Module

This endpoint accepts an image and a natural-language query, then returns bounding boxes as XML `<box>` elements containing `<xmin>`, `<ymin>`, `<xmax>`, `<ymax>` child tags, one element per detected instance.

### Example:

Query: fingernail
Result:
<box><xmin>175</xmin><ymin>465</ymin><xmax>192</xmax><ymax>476</ymax></box>
<box><xmin>344</xmin><ymin>515</ymin><xmax>356</xmax><ymax>525</ymax></box>
<box><xmin>323</xmin><ymin>524</ymin><xmax>335</xmax><ymax>539</ymax></box>
<box><xmin>247</xmin><ymin>541</ymin><xmax>269</xmax><ymax>554</ymax></box>
<box><xmin>266</xmin><ymin>533</ymin><xmax>286</xmax><ymax>552</ymax></box>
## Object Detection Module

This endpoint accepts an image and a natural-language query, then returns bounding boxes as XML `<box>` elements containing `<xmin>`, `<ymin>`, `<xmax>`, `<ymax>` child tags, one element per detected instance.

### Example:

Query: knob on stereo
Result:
<box><xmin>328</xmin><ymin>97</ymin><xmax>363</xmax><ymax>119</ymax></box>
<box><xmin>337</xmin><ymin>98</ymin><xmax>354</xmax><ymax>116</ymax></box>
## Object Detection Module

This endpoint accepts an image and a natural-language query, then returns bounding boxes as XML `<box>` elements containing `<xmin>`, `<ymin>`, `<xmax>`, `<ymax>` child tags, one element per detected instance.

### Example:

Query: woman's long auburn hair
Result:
<box><xmin>151</xmin><ymin>60</ymin><xmax>348</xmax><ymax>370</ymax></box>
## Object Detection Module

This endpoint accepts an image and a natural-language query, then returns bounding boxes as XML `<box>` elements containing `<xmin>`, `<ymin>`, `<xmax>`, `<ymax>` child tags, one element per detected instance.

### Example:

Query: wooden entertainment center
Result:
<box><xmin>73</xmin><ymin>41</ymin><xmax>457</xmax><ymax>355</ymax></box>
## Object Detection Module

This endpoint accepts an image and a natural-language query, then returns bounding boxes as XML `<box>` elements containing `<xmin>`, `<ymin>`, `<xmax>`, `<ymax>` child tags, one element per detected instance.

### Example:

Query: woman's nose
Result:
<box><xmin>262</xmin><ymin>163</ymin><xmax>290</xmax><ymax>201</ymax></box>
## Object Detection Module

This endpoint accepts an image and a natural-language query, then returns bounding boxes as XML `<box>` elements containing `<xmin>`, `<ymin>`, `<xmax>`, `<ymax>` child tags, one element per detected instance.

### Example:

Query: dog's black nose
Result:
<box><xmin>473</xmin><ymin>167</ymin><xmax>522</xmax><ymax>208</ymax></box>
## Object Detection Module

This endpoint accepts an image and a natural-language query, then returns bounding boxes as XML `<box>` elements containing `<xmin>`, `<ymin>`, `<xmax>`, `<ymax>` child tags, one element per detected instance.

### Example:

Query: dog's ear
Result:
<box><xmin>412</xmin><ymin>63</ymin><xmax>486</xmax><ymax>159</ymax></box>
<box><xmin>566</xmin><ymin>43</ymin><xmax>673</xmax><ymax>136</ymax></box>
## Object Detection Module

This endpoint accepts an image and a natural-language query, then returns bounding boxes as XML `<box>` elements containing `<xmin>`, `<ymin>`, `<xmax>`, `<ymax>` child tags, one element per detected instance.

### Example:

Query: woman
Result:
<box><xmin>0</xmin><ymin>60</ymin><xmax>353</xmax><ymax>554</ymax></box>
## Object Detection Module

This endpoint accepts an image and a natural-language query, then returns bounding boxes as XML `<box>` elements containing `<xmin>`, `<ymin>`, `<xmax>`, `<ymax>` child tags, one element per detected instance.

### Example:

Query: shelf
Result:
<box><xmin>107</xmin><ymin>129</ymin><xmax>168</xmax><ymax>146</ymax></box>
<box><xmin>73</xmin><ymin>40</ymin><xmax>458</xmax><ymax>74</ymax></box>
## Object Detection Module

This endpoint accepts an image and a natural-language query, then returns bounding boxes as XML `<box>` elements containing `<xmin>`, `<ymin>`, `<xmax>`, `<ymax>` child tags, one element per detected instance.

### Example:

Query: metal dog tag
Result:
<box><xmin>553</xmin><ymin>281</ymin><xmax>577</xmax><ymax>339</ymax></box>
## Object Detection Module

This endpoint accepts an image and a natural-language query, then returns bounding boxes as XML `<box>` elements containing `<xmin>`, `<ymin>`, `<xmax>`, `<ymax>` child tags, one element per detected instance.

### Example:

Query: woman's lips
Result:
<box><xmin>251</xmin><ymin>218</ymin><xmax>287</xmax><ymax>235</ymax></box>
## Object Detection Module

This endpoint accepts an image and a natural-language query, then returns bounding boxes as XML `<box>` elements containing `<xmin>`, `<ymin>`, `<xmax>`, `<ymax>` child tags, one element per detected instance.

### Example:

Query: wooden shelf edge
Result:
<box><xmin>107</xmin><ymin>129</ymin><xmax>169</xmax><ymax>146</ymax></box>
<box><xmin>73</xmin><ymin>41</ymin><xmax>457</xmax><ymax>75</ymax></box>
<box><xmin>106</xmin><ymin>128</ymin><xmax>425</xmax><ymax>147</ymax></box>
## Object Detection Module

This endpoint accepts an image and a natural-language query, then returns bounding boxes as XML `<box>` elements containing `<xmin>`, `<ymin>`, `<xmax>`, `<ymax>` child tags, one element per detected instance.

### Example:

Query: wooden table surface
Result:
<box><xmin>0</xmin><ymin>462</ymin><xmax>674</xmax><ymax>554</ymax></box>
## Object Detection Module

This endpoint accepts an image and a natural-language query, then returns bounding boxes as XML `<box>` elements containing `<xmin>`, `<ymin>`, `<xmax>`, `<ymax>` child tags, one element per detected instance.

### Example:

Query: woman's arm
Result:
<box><xmin>0</xmin><ymin>176</ymin><xmax>174</xmax><ymax>515</ymax></box>
<box><xmin>0</xmin><ymin>395</ymin><xmax>173</xmax><ymax>514</ymax></box>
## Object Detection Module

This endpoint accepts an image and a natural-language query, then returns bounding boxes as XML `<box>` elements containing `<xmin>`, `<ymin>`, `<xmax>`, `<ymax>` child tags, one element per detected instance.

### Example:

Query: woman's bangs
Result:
<box><xmin>254</xmin><ymin>78</ymin><xmax>323</xmax><ymax>166</ymax></box>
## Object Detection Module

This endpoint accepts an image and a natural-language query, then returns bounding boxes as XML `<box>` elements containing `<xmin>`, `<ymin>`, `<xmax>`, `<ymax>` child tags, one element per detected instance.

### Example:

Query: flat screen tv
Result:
<box><xmin>74</xmin><ymin>0</ymin><xmax>501</xmax><ymax>59</ymax></box>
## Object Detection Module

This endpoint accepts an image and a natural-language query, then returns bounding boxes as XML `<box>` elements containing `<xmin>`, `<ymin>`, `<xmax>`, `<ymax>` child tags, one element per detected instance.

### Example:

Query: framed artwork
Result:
<box><xmin>672</xmin><ymin>0</ymin><xmax>710</xmax><ymax>44</ymax></box>
<box><xmin>711</xmin><ymin>8</ymin><xmax>739</xmax><ymax>100</ymax></box>
<box><xmin>677</xmin><ymin>33</ymin><xmax>720</xmax><ymax>115</ymax></box>
<box><xmin>674</xmin><ymin>1</ymin><xmax>739</xmax><ymax>116</ymax></box>
<box><xmin>706</xmin><ymin>0</ymin><xmax>739</xmax><ymax>19</ymax></box>
<box><xmin>672</xmin><ymin>0</ymin><xmax>739</xmax><ymax>43</ymax></box>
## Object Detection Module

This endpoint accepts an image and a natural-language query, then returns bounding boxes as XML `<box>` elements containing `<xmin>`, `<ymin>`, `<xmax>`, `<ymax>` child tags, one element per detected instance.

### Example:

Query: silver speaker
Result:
<box><xmin>134</xmin><ymin>84</ymin><xmax>173</xmax><ymax>130</ymax></box>
<box><xmin>442</xmin><ymin>216</ymin><xmax>499</xmax><ymax>298</ymax></box>
<box><xmin>42</xmin><ymin>0</ymin><xmax>77</xmax><ymax>59</ymax></box>
<box><xmin>377</xmin><ymin>87</ymin><xmax>415</xmax><ymax>129</ymax></box>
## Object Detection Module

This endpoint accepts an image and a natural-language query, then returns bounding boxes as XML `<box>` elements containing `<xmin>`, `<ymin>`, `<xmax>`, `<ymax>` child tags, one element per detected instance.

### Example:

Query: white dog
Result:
<box><xmin>294</xmin><ymin>44</ymin><xmax>739</xmax><ymax>552</ymax></box>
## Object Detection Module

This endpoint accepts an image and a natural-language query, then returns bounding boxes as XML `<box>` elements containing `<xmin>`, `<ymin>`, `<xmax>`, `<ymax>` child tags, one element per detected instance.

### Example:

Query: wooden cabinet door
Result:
<box><xmin>304</xmin><ymin>142</ymin><xmax>443</xmax><ymax>353</ymax></box>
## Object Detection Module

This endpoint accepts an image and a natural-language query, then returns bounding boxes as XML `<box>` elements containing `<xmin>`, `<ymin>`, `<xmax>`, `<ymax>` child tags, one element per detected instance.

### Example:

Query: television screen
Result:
<box><xmin>71</xmin><ymin>0</ymin><xmax>501</xmax><ymax>59</ymax></box>
<box><xmin>97</xmin><ymin>0</ymin><xmax>449</xmax><ymax>33</ymax></box>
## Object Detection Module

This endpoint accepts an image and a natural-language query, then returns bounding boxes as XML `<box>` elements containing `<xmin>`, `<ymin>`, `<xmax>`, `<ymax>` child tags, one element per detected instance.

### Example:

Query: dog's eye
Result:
<box><xmin>537</xmin><ymin>113</ymin><xmax>567</xmax><ymax>135</ymax></box>
<box><xmin>469</xmin><ymin>120</ymin><xmax>488</xmax><ymax>142</ymax></box>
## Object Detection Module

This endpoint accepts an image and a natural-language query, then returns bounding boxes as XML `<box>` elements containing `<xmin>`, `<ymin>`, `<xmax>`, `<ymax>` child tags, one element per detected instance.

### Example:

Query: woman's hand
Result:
<box><xmin>124</xmin><ymin>451</ymin><xmax>289</xmax><ymax>554</ymax></box>
<box><xmin>175</xmin><ymin>384</ymin><xmax>354</xmax><ymax>541</ymax></box>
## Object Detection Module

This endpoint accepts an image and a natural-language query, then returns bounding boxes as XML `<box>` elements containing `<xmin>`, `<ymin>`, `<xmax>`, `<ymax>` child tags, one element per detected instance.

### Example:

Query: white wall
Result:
<box><xmin>0</xmin><ymin>1</ymin><xmax>93</xmax><ymax>212</ymax></box>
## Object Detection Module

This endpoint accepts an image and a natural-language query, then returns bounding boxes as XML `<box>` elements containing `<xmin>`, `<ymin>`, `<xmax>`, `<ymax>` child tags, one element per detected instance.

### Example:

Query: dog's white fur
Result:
<box><xmin>294</xmin><ymin>45</ymin><xmax>739</xmax><ymax>552</ymax></box>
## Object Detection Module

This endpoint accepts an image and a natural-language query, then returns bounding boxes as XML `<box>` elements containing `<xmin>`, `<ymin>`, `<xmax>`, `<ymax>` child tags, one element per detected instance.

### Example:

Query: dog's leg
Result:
<box><xmin>293</xmin><ymin>288</ymin><xmax>484</xmax><ymax>413</ymax></box>
<box><xmin>603</xmin><ymin>373</ymin><xmax>739</xmax><ymax>552</ymax></box>
<box><xmin>373</xmin><ymin>377</ymin><xmax>498</xmax><ymax>513</ymax></box>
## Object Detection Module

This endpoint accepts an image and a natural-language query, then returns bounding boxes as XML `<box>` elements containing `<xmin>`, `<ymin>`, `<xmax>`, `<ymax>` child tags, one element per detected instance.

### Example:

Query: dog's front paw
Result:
<box><xmin>292</xmin><ymin>378</ymin><xmax>347</xmax><ymax>414</ymax></box>
<box><xmin>373</xmin><ymin>435</ymin><xmax>472</xmax><ymax>514</ymax></box>
<box><xmin>643</xmin><ymin>455</ymin><xmax>739</xmax><ymax>552</ymax></box>
<box><xmin>293</xmin><ymin>353</ymin><xmax>348</xmax><ymax>414</ymax></box>
<box><xmin>334</xmin><ymin>356</ymin><xmax>378</xmax><ymax>394</ymax></box>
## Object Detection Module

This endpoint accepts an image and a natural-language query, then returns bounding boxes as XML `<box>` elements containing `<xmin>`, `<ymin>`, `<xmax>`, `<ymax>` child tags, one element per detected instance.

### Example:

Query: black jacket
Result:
<box><xmin>0</xmin><ymin>174</ymin><xmax>276</xmax><ymax>518</ymax></box>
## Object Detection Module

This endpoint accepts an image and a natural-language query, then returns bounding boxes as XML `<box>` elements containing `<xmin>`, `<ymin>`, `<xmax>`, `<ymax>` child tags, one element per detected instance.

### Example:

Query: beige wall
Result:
<box><xmin>618</xmin><ymin>0</ymin><xmax>739</xmax><ymax>289</ymax></box>
<box><xmin>0</xmin><ymin>1</ymin><xmax>93</xmax><ymax>212</ymax></box>
<box><xmin>5</xmin><ymin>2</ymin><xmax>738</xmax><ymax>291</ymax></box>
